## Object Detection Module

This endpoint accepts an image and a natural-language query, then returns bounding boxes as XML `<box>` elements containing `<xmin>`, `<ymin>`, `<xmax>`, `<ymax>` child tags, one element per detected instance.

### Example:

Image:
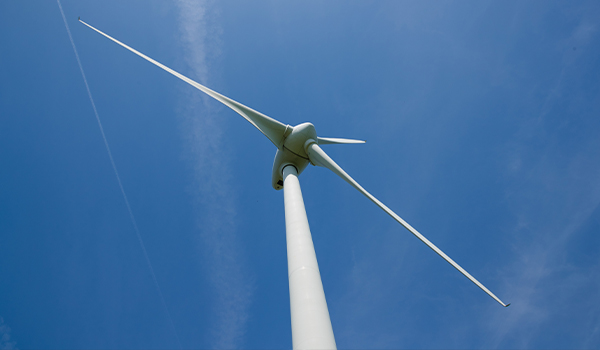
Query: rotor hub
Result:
<box><xmin>271</xmin><ymin>122</ymin><xmax>318</xmax><ymax>190</ymax></box>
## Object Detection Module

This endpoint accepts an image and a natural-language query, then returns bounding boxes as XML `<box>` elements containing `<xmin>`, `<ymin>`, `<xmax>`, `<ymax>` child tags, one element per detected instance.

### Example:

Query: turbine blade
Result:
<box><xmin>79</xmin><ymin>19</ymin><xmax>290</xmax><ymax>148</ymax></box>
<box><xmin>317</xmin><ymin>137</ymin><xmax>366</xmax><ymax>145</ymax></box>
<box><xmin>306</xmin><ymin>142</ymin><xmax>509</xmax><ymax>307</ymax></box>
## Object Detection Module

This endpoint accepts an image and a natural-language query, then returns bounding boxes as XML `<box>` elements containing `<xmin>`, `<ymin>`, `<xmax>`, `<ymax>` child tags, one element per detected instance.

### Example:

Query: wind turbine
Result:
<box><xmin>80</xmin><ymin>19</ymin><xmax>509</xmax><ymax>350</ymax></box>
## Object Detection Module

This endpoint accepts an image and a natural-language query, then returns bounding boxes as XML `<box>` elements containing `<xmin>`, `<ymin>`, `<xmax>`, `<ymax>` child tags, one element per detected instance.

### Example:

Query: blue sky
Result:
<box><xmin>1</xmin><ymin>1</ymin><xmax>600</xmax><ymax>349</ymax></box>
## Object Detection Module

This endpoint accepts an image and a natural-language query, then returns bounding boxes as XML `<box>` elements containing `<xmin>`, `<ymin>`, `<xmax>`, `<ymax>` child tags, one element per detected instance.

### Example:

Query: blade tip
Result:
<box><xmin>504</xmin><ymin>303</ymin><xmax>511</xmax><ymax>307</ymax></box>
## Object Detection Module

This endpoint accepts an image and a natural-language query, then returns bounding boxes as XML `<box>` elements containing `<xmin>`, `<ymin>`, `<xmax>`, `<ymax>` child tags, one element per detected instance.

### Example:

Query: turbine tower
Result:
<box><xmin>80</xmin><ymin>19</ymin><xmax>509</xmax><ymax>350</ymax></box>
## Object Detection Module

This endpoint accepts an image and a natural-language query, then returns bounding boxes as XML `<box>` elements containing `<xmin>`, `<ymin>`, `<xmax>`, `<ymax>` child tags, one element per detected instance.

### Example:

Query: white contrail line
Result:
<box><xmin>56</xmin><ymin>2</ymin><xmax>182</xmax><ymax>348</ymax></box>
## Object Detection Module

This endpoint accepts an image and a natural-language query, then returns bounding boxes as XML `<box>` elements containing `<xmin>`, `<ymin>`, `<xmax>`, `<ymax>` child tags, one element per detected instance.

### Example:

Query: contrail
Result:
<box><xmin>56</xmin><ymin>2</ymin><xmax>182</xmax><ymax>348</ymax></box>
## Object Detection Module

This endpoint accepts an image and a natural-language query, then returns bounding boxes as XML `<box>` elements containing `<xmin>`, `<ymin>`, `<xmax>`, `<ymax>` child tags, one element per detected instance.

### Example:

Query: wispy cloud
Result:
<box><xmin>487</xmin><ymin>17</ymin><xmax>600</xmax><ymax>348</ymax></box>
<box><xmin>57</xmin><ymin>2</ymin><xmax>181</xmax><ymax>347</ymax></box>
<box><xmin>489</xmin><ymin>148</ymin><xmax>600</xmax><ymax>348</ymax></box>
<box><xmin>175</xmin><ymin>0</ymin><xmax>254</xmax><ymax>348</ymax></box>
<box><xmin>0</xmin><ymin>317</ymin><xmax>17</xmax><ymax>350</ymax></box>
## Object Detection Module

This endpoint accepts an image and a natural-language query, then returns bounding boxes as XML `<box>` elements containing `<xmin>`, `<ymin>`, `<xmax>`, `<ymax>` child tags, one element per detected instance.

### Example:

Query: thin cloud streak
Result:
<box><xmin>56</xmin><ymin>1</ymin><xmax>181</xmax><ymax>348</ymax></box>
<box><xmin>175</xmin><ymin>0</ymin><xmax>254</xmax><ymax>348</ymax></box>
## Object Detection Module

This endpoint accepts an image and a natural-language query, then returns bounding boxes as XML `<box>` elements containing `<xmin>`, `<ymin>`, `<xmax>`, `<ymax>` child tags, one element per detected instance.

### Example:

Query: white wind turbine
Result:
<box><xmin>80</xmin><ymin>19</ymin><xmax>509</xmax><ymax>350</ymax></box>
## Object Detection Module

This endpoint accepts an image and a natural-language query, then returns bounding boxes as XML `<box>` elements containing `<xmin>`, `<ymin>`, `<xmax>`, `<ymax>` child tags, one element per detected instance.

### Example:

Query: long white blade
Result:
<box><xmin>306</xmin><ymin>143</ymin><xmax>509</xmax><ymax>307</ymax></box>
<box><xmin>79</xmin><ymin>19</ymin><xmax>290</xmax><ymax>148</ymax></box>
<box><xmin>317</xmin><ymin>137</ymin><xmax>366</xmax><ymax>145</ymax></box>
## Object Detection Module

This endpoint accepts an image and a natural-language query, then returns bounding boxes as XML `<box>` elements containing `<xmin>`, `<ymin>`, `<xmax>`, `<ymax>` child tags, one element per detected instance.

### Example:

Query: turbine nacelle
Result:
<box><xmin>271</xmin><ymin>122</ymin><xmax>370</xmax><ymax>190</ymax></box>
<box><xmin>271</xmin><ymin>122</ymin><xmax>316</xmax><ymax>190</ymax></box>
